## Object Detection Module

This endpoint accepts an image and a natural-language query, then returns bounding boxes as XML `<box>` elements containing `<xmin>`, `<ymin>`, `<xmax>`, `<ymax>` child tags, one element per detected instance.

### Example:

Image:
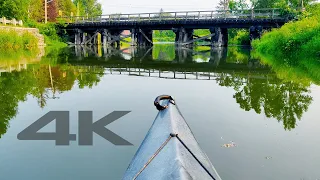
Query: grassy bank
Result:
<box><xmin>26</xmin><ymin>21</ymin><xmax>67</xmax><ymax>47</ymax></box>
<box><xmin>0</xmin><ymin>30</ymin><xmax>38</xmax><ymax>50</ymax></box>
<box><xmin>253</xmin><ymin>4</ymin><xmax>320</xmax><ymax>59</ymax></box>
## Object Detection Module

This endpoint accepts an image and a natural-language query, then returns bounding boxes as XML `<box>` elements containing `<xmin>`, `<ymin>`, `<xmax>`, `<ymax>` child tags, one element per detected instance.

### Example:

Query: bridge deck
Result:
<box><xmin>63</xmin><ymin>9</ymin><xmax>289</xmax><ymax>30</ymax></box>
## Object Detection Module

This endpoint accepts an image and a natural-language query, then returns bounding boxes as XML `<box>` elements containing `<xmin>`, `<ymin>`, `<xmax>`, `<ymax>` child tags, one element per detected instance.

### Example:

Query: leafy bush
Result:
<box><xmin>229</xmin><ymin>30</ymin><xmax>250</xmax><ymax>45</ymax></box>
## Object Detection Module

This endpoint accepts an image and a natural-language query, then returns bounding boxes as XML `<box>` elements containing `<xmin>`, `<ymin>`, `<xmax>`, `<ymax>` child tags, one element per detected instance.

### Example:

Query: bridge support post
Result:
<box><xmin>135</xmin><ymin>29</ymin><xmax>152</xmax><ymax>47</ymax></box>
<box><xmin>102</xmin><ymin>29</ymin><xmax>108</xmax><ymax>46</ymax></box>
<box><xmin>93</xmin><ymin>34</ymin><xmax>97</xmax><ymax>45</ymax></box>
<box><xmin>102</xmin><ymin>30</ymin><xmax>122</xmax><ymax>47</ymax></box>
<box><xmin>173</xmin><ymin>28</ymin><xmax>193</xmax><ymax>46</ymax></box>
<box><xmin>74</xmin><ymin>29</ymin><xmax>82</xmax><ymax>45</ymax></box>
<box><xmin>111</xmin><ymin>31</ymin><xmax>122</xmax><ymax>47</ymax></box>
<box><xmin>249</xmin><ymin>26</ymin><xmax>262</xmax><ymax>41</ymax></box>
<box><xmin>81</xmin><ymin>33</ymin><xmax>86</xmax><ymax>45</ymax></box>
<box><xmin>87</xmin><ymin>34</ymin><xmax>92</xmax><ymax>45</ymax></box>
<box><xmin>210</xmin><ymin>28</ymin><xmax>228</xmax><ymax>47</ymax></box>
<box><xmin>130</xmin><ymin>29</ymin><xmax>137</xmax><ymax>46</ymax></box>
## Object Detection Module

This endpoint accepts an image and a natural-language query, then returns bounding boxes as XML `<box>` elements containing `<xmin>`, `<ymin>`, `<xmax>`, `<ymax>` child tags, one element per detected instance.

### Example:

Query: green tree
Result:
<box><xmin>250</xmin><ymin>0</ymin><xmax>317</xmax><ymax>9</ymax></box>
<box><xmin>73</xmin><ymin>0</ymin><xmax>102</xmax><ymax>17</ymax></box>
<box><xmin>217</xmin><ymin>0</ymin><xmax>249</xmax><ymax>10</ymax></box>
<box><xmin>28</xmin><ymin>0</ymin><xmax>44</xmax><ymax>22</ymax></box>
<box><xmin>0</xmin><ymin>0</ymin><xmax>30</xmax><ymax>20</ymax></box>
<box><xmin>58</xmin><ymin>0</ymin><xmax>76</xmax><ymax>17</ymax></box>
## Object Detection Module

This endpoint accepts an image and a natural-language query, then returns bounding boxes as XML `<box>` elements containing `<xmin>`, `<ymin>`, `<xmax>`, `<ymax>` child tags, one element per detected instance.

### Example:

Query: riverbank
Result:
<box><xmin>0</xmin><ymin>26</ymin><xmax>44</xmax><ymax>50</ymax></box>
<box><xmin>25</xmin><ymin>21</ymin><xmax>67</xmax><ymax>47</ymax></box>
<box><xmin>253</xmin><ymin>4</ymin><xmax>320</xmax><ymax>60</ymax></box>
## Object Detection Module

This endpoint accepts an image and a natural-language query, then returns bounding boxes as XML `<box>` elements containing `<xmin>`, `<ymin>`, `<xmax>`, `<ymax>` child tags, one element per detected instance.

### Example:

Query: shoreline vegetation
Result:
<box><xmin>0</xmin><ymin>29</ymin><xmax>38</xmax><ymax>50</ymax></box>
<box><xmin>0</xmin><ymin>0</ymin><xmax>103</xmax><ymax>49</ymax></box>
<box><xmin>253</xmin><ymin>4</ymin><xmax>320</xmax><ymax>60</ymax></box>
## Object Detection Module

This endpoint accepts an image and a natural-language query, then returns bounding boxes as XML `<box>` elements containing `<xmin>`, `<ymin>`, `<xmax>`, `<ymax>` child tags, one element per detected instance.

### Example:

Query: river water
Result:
<box><xmin>0</xmin><ymin>45</ymin><xmax>319</xmax><ymax>180</ymax></box>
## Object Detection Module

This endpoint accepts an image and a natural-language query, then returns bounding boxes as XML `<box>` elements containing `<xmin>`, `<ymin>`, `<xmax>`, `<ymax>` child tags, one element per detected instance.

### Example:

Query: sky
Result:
<box><xmin>97</xmin><ymin>0</ymin><xmax>320</xmax><ymax>14</ymax></box>
<box><xmin>97</xmin><ymin>0</ymin><xmax>222</xmax><ymax>14</ymax></box>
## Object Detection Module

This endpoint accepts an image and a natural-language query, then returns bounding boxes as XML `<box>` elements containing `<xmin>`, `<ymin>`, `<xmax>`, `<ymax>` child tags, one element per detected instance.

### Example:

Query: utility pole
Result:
<box><xmin>45</xmin><ymin>0</ymin><xmax>47</xmax><ymax>23</ymax></box>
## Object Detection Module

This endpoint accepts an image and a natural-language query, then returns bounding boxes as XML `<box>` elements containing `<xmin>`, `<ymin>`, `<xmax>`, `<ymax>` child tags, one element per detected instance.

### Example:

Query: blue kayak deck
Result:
<box><xmin>123</xmin><ymin>101</ymin><xmax>221</xmax><ymax>180</ymax></box>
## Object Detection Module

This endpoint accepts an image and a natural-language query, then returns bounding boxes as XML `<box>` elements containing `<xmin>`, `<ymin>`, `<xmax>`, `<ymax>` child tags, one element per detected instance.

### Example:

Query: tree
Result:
<box><xmin>217</xmin><ymin>0</ymin><xmax>230</xmax><ymax>10</ymax></box>
<box><xmin>28</xmin><ymin>0</ymin><xmax>44</xmax><ymax>22</ymax></box>
<box><xmin>0</xmin><ymin>0</ymin><xmax>30</xmax><ymax>20</ymax></box>
<box><xmin>217</xmin><ymin>0</ymin><xmax>249</xmax><ymax>11</ymax></box>
<box><xmin>250</xmin><ymin>0</ymin><xmax>317</xmax><ymax>9</ymax></box>
<box><xmin>48</xmin><ymin>0</ymin><xmax>58</xmax><ymax>21</ymax></box>
<box><xmin>57</xmin><ymin>0</ymin><xmax>76</xmax><ymax>17</ymax></box>
<box><xmin>73</xmin><ymin>0</ymin><xmax>102</xmax><ymax>17</ymax></box>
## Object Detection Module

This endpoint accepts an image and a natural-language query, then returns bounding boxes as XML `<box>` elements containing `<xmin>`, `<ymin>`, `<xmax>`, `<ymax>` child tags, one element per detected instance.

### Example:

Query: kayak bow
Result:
<box><xmin>123</xmin><ymin>95</ymin><xmax>221</xmax><ymax>180</ymax></box>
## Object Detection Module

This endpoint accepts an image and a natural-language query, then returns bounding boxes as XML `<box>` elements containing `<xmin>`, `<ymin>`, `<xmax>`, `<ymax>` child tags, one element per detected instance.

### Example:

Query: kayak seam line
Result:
<box><xmin>175</xmin><ymin>134</ymin><xmax>216</xmax><ymax>180</ymax></box>
<box><xmin>132</xmin><ymin>134</ymin><xmax>173</xmax><ymax>180</ymax></box>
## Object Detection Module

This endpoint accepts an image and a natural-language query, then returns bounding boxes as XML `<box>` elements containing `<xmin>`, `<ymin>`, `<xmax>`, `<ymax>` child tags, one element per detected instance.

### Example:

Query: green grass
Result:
<box><xmin>0</xmin><ymin>30</ymin><xmax>38</xmax><ymax>50</ymax></box>
<box><xmin>252</xmin><ymin>4</ymin><xmax>320</xmax><ymax>59</ymax></box>
<box><xmin>25</xmin><ymin>20</ymin><xmax>67</xmax><ymax>47</ymax></box>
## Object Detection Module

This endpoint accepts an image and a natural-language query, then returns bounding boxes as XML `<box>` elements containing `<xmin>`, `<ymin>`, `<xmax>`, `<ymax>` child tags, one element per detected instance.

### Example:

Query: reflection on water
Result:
<box><xmin>0</xmin><ymin>64</ymin><xmax>104</xmax><ymax>138</ymax></box>
<box><xmin>1</xmin><ymin>45</ymin><xmax>320</xmax><ymax>180</ymax></box>
<box><xmin>0</xmin><ymin>48</ymin><xmax>44</xmax><ymax>73</ymax></box>
<box><xmin>0</xmin><ymin>44</ymin><xmax>316</xmax><ymax>139</ymax></box>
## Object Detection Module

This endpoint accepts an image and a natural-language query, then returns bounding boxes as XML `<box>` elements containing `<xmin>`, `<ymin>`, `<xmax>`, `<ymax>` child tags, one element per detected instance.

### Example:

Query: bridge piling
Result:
<box><xmin>81</xmin><ymin>33</ymin><xmax>86</xmax><ymax>45</ymax></box>
<box><xmin>74</xmin><ymin>29</ymin><xmax>82</xmax><ymax>45</ymax></box>
<box><xmin>210</xmin><ymin>28</ymin><xmax>228</xmax><ymax>47</ymax></box>
<box><xmin>102</xmin><ymin>29</ymin><xmax>109</xmax><ymax>47</ymax></box>
<box><xmin>130</xmin><ymin>29</ymin><xmax>137</xmax><ymax>46</ymax></box>
<box><xmin>132</xmin><ymin>29</ymin><xmax>153</xmax><ymax>46</ymax></box>
<box><xmin>249</xmin><ymin>26</ymin><xmax>263</xmax><ymax>41</ymax></box>
<box><xmin>173</xmin><ymin>28</ymin><xmax>194</xmax><ymax>47</ymax></box>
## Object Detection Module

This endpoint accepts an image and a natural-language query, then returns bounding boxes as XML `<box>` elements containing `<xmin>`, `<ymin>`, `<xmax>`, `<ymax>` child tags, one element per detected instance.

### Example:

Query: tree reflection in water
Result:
<box><xmin>0</xmin><ymin>45</ymin><xmax>317</xmax><ymax>139</ymax></box>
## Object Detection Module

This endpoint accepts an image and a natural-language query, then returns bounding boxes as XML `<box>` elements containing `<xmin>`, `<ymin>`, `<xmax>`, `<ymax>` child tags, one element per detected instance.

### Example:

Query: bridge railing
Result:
<box><xmin>60</xmin><ymin>8</ymin><xmax>282</xmax><ymax>24</ymax></box>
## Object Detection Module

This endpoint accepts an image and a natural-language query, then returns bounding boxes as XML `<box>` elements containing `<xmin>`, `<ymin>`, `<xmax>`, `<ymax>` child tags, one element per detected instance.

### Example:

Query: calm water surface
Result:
<box><xmin>0</xmin><ymin>45</ymin><xmax>319</xmax><ymax>180</ymax></box>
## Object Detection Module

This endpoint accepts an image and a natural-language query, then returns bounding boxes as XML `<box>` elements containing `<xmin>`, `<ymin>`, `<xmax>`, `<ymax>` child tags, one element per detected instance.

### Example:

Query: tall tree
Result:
<box><xmin>0</xmin><ymin>0</ymin><xmax>30</xmax><ymax>20</ymax></box>
<box><xmin>250</xmin><ymin>0</ymin><xmax>317</xmax><ymax>9</ymax></box>
<box><xmin>73</xmin><ymin>0</ymin><xmax>102</xmax><ymax>17</ymax></box>
<box><xmin>217</xmin><ymin>0</ymin><xmax>230</xmax><ymax>10</ymax></box>
<box><xmin>28</xmin><ymin>0</ymin><xmax>44</xmax><ymax>22</ymax></box>
<box><xmin>48</xmin><ymin>0</ymin><xmax>58</xmax><ymax>21</ymax></box>
<box><xmin>217</xmin><ymin>0</ymin><xmax>249</xmax><ymax>10</ymax></box>
<box><xmin>57</xmin><ymin>0</ymin><xmax>76</xmax><ymax>17</ymax></box>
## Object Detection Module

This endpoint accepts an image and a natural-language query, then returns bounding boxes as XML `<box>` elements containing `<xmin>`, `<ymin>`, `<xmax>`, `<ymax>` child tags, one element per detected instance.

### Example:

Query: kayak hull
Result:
<box><xmin>123</xmin><ymin>99</ymin><xmax>221</xmax><ymax>180</ymax></box>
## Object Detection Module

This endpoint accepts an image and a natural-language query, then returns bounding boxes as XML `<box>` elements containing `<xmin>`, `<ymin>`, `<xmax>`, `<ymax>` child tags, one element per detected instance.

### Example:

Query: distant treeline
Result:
<box><xmin>0</xmin><ymin>0</ymin><xmax>102</xmax><ymax>23</ymax></box>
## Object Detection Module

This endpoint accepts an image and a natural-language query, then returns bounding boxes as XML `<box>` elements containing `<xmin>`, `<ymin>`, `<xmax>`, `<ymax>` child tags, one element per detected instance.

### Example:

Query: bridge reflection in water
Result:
<box><xmin>57</xmin><ymin>45</ymin><xmax>312</xmax><ymax>131</ymax></box>
<box><xmin>0</xmin><ymin>45</ymin><xmax>313</xmax><ymax>140</ymax></box>
<box><xmin>72</xmin><ymin>45</ymin><xmax>269</xmax><ymax>79</ymax></box>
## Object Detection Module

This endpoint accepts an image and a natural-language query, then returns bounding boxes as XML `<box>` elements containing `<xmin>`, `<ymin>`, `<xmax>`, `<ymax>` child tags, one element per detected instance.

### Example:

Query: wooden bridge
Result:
<box><xmin>62</xmin><ymin>9</ymin><xmax>290</xmax><ymax>47</ymax></box>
